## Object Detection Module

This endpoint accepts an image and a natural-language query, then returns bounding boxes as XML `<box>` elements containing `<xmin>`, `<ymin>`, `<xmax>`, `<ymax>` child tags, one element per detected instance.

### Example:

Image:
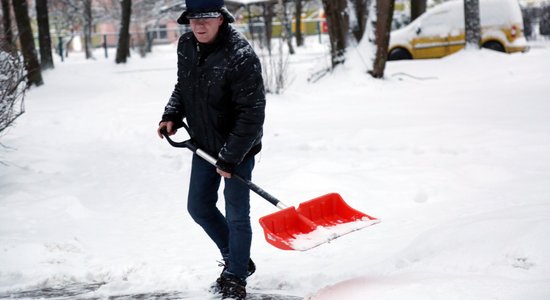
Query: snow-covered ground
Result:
<box><xmin>1</xmin><ymin>37</ymin><xmax>550</xmax><ymax>299</ymax></box>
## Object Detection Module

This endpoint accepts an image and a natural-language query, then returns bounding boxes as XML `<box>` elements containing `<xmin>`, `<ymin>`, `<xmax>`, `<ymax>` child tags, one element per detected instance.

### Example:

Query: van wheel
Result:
<box><xmin>482</xmin><ymin>41</ymin><xmax>505</xmax><ymax>52</ymax></box>
<box><xmin>388</xmin><ymin>48</ymin><xmax>412</xmax><ymax>61</ymax></box>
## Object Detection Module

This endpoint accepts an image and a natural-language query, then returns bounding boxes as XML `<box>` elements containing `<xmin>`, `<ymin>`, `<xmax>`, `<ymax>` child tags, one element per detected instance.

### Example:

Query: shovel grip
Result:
<box><xmin>162</xmin><ymin>131</ymin><xmax>288</xmax><ymax>210</ymax></box>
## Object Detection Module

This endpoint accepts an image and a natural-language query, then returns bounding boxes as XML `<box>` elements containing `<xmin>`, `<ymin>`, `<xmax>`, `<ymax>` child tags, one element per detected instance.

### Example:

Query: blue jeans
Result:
<box><xmin>187</xmin><ymin>154</ymin><xmax>254</xmax><ymax>281</ymax></box>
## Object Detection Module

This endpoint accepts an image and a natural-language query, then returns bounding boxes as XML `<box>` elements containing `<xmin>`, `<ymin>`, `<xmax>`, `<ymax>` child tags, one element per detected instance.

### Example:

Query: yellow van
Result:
<box><xmin>388</xmin><ymin>0</ymin><xmax>528</xmax><ymax>60</ymax></box>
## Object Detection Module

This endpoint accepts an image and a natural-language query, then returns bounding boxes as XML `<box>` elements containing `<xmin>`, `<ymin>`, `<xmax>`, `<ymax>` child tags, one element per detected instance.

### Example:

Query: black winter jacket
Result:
<box><xmin>161</xmin><ymin>25</ymin><xmax>265</xmax><ymax>172</ymax></box>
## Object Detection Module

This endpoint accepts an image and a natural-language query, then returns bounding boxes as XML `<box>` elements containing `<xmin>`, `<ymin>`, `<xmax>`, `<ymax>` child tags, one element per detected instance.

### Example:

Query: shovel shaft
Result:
<box><xmin>233</xmin><ymin>173</ymin><xmax>289</xmax><ymax>210</ymax></box>
<box><xmin>194</xmin><ymin>147</ymin><xmax>288</xmax><ymax>210</ymax></box>
<box><xmin>162</xmin><ymin>131</ymin><xmax>288</xmax><ymax>210</ymax></box>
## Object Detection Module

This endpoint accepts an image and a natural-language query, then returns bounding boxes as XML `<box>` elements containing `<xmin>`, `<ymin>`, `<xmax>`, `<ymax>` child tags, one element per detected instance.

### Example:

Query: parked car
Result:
<box><xmin>388</xmin><ymin>0</ymin><xmax>528</xmax><ymax>60</ymax></box>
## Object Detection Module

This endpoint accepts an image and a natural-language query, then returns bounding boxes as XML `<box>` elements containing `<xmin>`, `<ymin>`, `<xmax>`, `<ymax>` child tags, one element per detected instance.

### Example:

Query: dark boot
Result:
<box><xmin>210</xmin><ymin>258</ymin><xmax>255</xmax><ymax>294</ymax></box>
<box><xmin>219</xmin><ymin>258</ymin><xmax>256</xmax><ymax>277</ymax></box>
<box><xmin>218</xmin><ymin>274</ymin><xmax>246</xmax><ymax>300</ymax></box>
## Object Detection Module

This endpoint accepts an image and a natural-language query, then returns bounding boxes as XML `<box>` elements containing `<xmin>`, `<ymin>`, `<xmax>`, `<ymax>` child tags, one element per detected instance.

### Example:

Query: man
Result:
<box><xmin>156</xmin><ymin>0</ymin><xmax>265</xmax><ymax>299</ymax></box>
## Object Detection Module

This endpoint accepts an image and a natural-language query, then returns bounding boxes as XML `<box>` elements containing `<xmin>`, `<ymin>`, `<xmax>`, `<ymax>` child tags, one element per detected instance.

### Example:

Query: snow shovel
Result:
<box><xmin>161</xmin><ymin>124</ymin><xmax>379</xmax><ymax>251</ymax></box>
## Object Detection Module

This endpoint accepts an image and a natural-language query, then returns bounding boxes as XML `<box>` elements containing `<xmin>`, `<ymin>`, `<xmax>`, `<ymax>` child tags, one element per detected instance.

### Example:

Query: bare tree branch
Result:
<box><xmin>1</xmin><ymin>41</ymin><xmax>27</xmax><ymax>137</ymax></box>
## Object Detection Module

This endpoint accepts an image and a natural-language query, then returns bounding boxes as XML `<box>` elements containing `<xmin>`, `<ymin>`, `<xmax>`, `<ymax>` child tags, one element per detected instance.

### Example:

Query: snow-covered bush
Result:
<box><xmin>259</xmin><ymin>43</ymin><xmax>290</xmax><ymax>95</ymax></box>
<box><xmin>0</xmin><ymin>43</ymin><xmax>27</xmax><ymax>136</ymax></box>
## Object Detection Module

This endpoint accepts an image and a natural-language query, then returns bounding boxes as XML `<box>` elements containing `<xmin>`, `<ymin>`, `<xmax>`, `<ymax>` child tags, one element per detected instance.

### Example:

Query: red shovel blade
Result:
<box><xmin>258</xmin><ymin>206</ymin><xmax>317</xmax><ymax>250</ymax></box>
<box><xmin>259</xmin><ymin>193</ymin><xmax>379</xmax><ymax>251</ymax></box>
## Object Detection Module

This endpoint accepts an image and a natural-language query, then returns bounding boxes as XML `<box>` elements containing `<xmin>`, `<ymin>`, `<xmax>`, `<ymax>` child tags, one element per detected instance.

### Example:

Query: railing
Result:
<box><xmin>48</xmin><ymin>18</ymin><xmax>329</xmax><ymax>59</ymax></box>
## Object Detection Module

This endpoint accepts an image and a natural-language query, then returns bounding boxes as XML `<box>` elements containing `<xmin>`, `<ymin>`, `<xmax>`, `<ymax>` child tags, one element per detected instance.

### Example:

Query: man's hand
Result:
<box><xmin>215</xmin><ymin>159</ymin><xmax>234</xmax><ymax>178</ymax></box>
<box><xmin>157</xmin><ymin>121</ymin><xmax>177</xmax><ymax>139</ymax></box>
<box><xmin>216</xmin><ymin>168</ymin><xmax>232</xmax><ymax>178</ymax></box>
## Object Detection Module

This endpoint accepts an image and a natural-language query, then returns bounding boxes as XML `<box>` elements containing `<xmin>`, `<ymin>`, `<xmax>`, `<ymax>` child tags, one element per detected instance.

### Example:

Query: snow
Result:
<box><xmin>290</xmin><ymin>219</ymin><xmax>380</xmax><ymax>251</ymax></box>
<box><xmin>1</xmin><ymin>36</ymin><xmax>550</xmax><ymax>300</ymax></box>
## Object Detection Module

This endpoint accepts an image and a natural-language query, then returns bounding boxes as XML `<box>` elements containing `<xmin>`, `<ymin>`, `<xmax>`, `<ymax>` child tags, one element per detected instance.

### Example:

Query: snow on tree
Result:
<box><xmin>464</xmin><ymin>0</ymin><xmax>481</xmax><ymax>49</ymax></box>
<box><xmin>354</xmin><ymin>0</ymin><xmax>394</xmax><ymax>78</ymax></box>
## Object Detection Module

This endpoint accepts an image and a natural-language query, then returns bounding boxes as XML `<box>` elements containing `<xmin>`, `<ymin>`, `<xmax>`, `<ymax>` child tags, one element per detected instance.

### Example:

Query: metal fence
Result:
<box><xmin>50</xmin><ymin>18</ymin><xmax>328</xmax><ymax>59</ymax></box>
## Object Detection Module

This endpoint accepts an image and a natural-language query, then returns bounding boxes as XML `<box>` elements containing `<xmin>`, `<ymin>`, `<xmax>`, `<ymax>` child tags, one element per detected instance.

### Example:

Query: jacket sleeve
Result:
<box><xmin>217</xmin><ymin>50</ymin><xmax>265</xmax><ymax>169</ymax></box>
<box><xmin>161</xmin><ymin>82</ymin><xmax>185</xmax><ymax>126</ymax></box>
<box><xmin>161</xmin><ymin>41</ymin><xmax>186</xmax><ymax>126</ymax></box>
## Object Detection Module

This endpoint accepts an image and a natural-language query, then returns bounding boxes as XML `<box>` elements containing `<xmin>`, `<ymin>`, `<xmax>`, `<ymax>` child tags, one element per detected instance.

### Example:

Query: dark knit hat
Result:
<box><xmin>177</xmin><ymin>0</ymin><xmax>235</xmax><ymax>25</ymax></box>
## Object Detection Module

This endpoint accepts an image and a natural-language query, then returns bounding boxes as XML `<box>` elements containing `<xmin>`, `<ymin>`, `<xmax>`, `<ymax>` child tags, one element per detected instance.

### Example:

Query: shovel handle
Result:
<box><xmin>161</xmin><ymin>129</ymin><xmax>288</xmax><ymax>210</ymax></box>
<box><xmin>231</xmin><ymin>172</ymin><xmax>289</xmax><ymax>210</ymax></box>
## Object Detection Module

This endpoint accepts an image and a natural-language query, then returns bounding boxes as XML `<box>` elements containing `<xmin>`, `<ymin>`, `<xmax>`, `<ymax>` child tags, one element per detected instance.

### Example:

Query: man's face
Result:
<box><xmin>189</xmin><ymin>16</ymin><xmax>224</xmax><ymax>44</ymax></box>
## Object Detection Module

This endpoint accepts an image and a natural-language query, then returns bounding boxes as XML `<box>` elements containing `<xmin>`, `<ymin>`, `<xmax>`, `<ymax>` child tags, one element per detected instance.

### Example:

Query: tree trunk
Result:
<box><xmin>116</xmin><ymin>0</ymin><xmax>132</xmax><ymax>64</ymax></box>
<box><xmin>321</xmin><ymin>0</ymin><xmax>349</xmax><ymax>67</ymax></box>
<box><xmin>276</xmin><ymin>0</ymin><xmax>294</xmax><ymax>55</ymax></box>
<box><xmin>12</xmin><ymin>0</ymin><xmax>43</xmax><ymax>86</ymax></box>
<box><xmin>294</xmin><ymin>0</ymin><xmax>304</xmax><ymax>46</ymax></box>
<box><xmin>464</xmin><ymin>0</ymin><xmax>481</xmax><ymax>49</ymax></box>
<box><xmin>351</xmin><ymin>0</ymin><xmax>369</xmax><ymax>42</ymax></box>
<box><xmin>368</xmin><ymin>0</ymin><xmax>394</xmax><ymax>78</ymax></box>
<box><xmin>263</xmin><ymin>3</ymin><xmax>274</xmax><ymax>54</ymax></box>
<box><xmin>541</xmin><ymin>6</ymin><xmax>550</xmax><ymax>36</ymax></box>
<box><xmin>411</xmin><ymin>0</ymin><xmax>427</xmax><ymax>22</ymax></box>
<box><xmin>1</xmin><ymin>0</ymin><xmax>13</xmax><ymax>46</ymax></box>
<box><xmin>35</xmin><ymin>0</ymin><xmax>54</xmax><ymax>69</ymax></box>
<box><xmin>83</xmin><ymin>0</ymin><xmax>93</xmax><ymax>59</ymax></box>
<box><xmin>280</xmin><ymin>0</ymin><xmax>295</xmax><ymax>55</ymax></box>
